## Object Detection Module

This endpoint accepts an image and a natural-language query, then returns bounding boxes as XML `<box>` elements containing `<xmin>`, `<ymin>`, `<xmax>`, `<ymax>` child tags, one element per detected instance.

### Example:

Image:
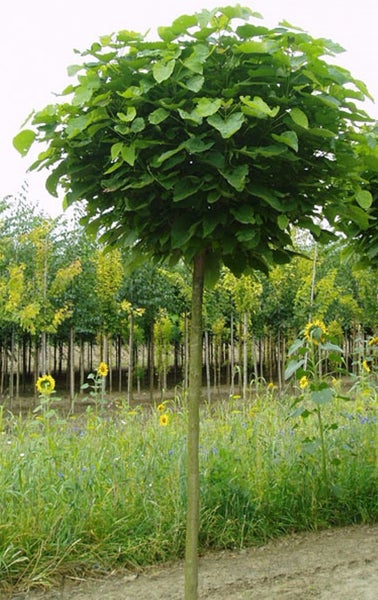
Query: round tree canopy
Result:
<box><xmin>15</xmin><ymin>5</ymin><xmax>375</xmax><ymax>278</ymax></box>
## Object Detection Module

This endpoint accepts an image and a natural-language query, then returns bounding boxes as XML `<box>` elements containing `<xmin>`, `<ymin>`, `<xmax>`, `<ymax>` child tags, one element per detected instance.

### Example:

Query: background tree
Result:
<box><xmin>15</xmin><ymin>6</ymin><xmax>376</xmax><ymax>598</ymax></box>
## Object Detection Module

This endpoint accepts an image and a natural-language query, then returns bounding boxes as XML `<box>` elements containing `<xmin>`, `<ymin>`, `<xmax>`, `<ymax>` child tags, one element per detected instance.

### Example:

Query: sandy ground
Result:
<box><xmin>6</xmin><ymin>523</ymin><xmax>378</xmax><ymax>600</ymax></box>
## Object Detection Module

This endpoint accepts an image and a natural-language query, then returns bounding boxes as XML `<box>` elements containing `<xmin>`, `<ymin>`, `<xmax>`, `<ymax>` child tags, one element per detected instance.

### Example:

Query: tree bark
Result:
<box><xmin>242</xmin><ymin>312</ymin><xmax>248</xmax><ymax>399</ymax></box>
<box><xmin>184</xmin><ymin>250</ymin><xmax>205</xmax><ymax>600</ymax></box>
<box><xmin>128</xmin><ymin>312</ymin><xmax>134</xmax><ymax>404</ymax></box>
<box><xmin>69</xmin><ymin>327</ymin><xmax>75</xmax><ymax>405</ymax></box>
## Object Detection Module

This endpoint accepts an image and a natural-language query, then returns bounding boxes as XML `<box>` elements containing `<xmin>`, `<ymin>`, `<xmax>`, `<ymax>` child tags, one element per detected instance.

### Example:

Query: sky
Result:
<box><xmin>2</xmin><ymin>0</ymin><xmax>378</xmax><ymax>217</ymax></box>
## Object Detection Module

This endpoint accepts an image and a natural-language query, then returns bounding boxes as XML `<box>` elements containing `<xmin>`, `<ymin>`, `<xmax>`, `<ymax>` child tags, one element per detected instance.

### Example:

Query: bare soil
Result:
<box><xmin>7</xmin><ymin>523</ymin><xmax>378</xmax><ymax>600</ymax></box>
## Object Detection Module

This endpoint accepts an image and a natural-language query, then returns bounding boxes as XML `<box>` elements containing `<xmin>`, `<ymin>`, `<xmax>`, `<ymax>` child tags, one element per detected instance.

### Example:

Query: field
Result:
<box><xmin>0</xmin><ymin>378</ymin><xmax>377</xmax><ymax>596</ymax></box>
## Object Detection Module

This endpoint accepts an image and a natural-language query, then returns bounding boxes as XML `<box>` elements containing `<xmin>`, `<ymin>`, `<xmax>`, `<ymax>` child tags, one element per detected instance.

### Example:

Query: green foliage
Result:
<box><xmin>16</xmin><ymin>5</ymin><xmax>375</xmax><ymax>278</ymax></box>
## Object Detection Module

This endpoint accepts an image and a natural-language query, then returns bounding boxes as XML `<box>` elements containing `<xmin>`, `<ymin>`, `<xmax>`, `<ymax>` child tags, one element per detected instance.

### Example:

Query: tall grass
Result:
<box><xmin>0</xmin><ymin>387</ymin><xmax>376</xmax><ymax>592</ymax></box>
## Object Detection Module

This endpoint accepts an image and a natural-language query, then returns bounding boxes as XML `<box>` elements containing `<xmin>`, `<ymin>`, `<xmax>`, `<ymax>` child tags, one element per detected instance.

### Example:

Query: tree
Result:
<box><xmin>346</xmin><ymin>123</ymin><xmax>378</xmax><ymax>267</ymax></box>
<box><xmin>14</xmin><ymin>6</ymin><xmax>375</xmax><ymax>598</ymax></box>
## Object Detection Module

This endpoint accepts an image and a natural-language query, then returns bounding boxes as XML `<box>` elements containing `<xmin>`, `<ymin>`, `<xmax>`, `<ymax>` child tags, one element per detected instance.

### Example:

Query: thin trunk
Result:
<box><xmin>230</xmin><ymin>311</ymin><xmax>235</xmax><ymax>396</ymax></box>
<box><xmin>41</xmin><ymin>331</ymin><xmax>47</xmax><ymax>374</ymax></box>
<box><xmin>252</xmin><ymin>337</ymin><xmax>258</xmax><ymax>383</ymax></box>
<box><xmin>9</xmin><ymin>329</ymin><xmax>15</xmax><ymax>407</ymax></box>
<box><xmin>69</xmin><ymin>327</ymin><xmax>75</xmax><ymax>405</ymax></box>
<box><xmin>242</xmin><ymin>312</ymin><xmax>248</xmax><ymax>399</ymax></box>
<box><xmin>204</xmin><ymin>329</ymin><xmax>211</xmax><ymax>403</ymax></box>
<box><xmin>79</xmin><ymin>338</ymin><xmax>85</xmax><ymax>389</ymax></box>
<box><xmin>128</xmin><ymin>312</ymin><xmax>134</xmax><ymax>404</ymax></box>
<box><xmin>16</xmin><ymin>341</ymin><xmax>20</xmax><ymax>405</ymax></box>
<box><xmin>184</xmin><ymin>313</ymin><xmax>189</xmax><ymax>391</ymax></box>
<box><xmin>184</xmin><ymin>250</ymin><xmax>205</xmax><ymax>600</ymax></box>
<box><xmin>149</xmin><ymin>331</ymin><xmax>154</xmax><ymax>402</ymax></box>
<box><xmin>117</xmin><ymin>335</ymin><xmax>122</xmax><ymax>394</ymax></box>
<box><xmin>277</xmin><ymin>331</ymin><xmax>282</xmax><ymax>390</ymax></box>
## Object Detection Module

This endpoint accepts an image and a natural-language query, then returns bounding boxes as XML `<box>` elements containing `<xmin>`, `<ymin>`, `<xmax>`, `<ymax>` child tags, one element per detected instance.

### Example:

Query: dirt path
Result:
<box><xmin>8</xmin><ymin>524</ymin><xmax>378</xmax><ymax>600</ymax></box>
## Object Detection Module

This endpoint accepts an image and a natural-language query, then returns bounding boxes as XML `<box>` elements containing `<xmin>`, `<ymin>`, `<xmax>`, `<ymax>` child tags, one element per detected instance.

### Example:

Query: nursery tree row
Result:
<box><xmin>0</xmin><ymin>190</ymin><xmax>376</xmax><ymax>402</ymax></box>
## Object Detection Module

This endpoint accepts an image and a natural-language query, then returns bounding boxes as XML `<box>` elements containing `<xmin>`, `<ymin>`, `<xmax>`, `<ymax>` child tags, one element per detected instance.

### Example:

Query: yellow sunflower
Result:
<box><xmin>303</xmin><ymin>319</ymin><xmax>327</xmax><ymax>345</ymax></box>
<box><xmin>368</xmin><ymin>336</ymin><xmax>378</xmax><ymax>347</ymax></box>
<box><xmin>97</xmin><ymin>362</ymin><xmax>109</xmax><ymax>377</ymax></box>
<box><xmin>36</xmin><ymin>374</ymin><xmax>56</xmax><ymax>395</ymax></box>
<box><xmin>299</xmin><ymin>375</ymin><xmax>309</xmax><ymax>389</ymax></box>
<box><xmin>362</xmin><ymin>360</ymin><xmax>371</xmax><ymax>373</ymax></box>
<box><xmin>157</xmin><ymin>403</ymin><xmax>165</xmax><ymax>412</ymax></box>
<box><xmin>159</xmin><ymin>414</ymin><xmax>169</xmax><ymax>427</ymax></box>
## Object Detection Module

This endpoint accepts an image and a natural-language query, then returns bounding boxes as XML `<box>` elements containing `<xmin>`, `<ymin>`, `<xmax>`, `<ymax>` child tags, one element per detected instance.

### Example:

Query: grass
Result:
<box><xmin>0</xmin><ymin>384</ymin><xmax>376</xmax><ymax>593</ymax></box>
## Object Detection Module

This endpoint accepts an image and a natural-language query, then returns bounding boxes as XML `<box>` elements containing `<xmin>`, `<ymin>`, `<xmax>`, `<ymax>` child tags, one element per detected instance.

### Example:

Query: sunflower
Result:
<box><xmin>303</xmin><ymin>319</ymin><xmax>327</xmax><ymax>345</ymax></box>
<box><xmin>159</xmin><ymin>414</ymin><xmax>169</xmax><ymax>427</ymax></box>
<box><xmin>97</xmin><ymin>362</ymin><xmax>109</xmax><ymax>377</ymax></box>
<box><xmin>36</xmin><ymin>374</ymin><xmax>56</xmax><ymax>395</ymax></box>
<box><xmin>368</xmin><ymin>336</ymin><xmax>378</xmax><ymax>347</ymax></box>
<box><xmin>299</xmin><ymin>375</ymin><xmax>309</xmax><ymax>389</ymax></box>
<box><xmin>362</xmin><ymin>360</ymin><xmax>371</xmax><ymax>373</ymax></box>
<box><xmin>157</xmin><ymin>403</ymin><xmax>165</xmax><ymax>412</ymax></box>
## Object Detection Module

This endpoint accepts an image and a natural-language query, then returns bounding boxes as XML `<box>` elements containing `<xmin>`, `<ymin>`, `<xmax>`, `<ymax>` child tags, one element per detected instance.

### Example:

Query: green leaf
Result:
<box><xmin>194</xmin><ymin>97</ymin><xmax>222</xmax><ymax>117</ymax></box>
<box><xmin>344</xmin><ymin>205</ymin><xmax>370</xmax><ymax>229</ymax></box>
<box><xmin>157</xmin><ymin>26</ymin><xmax>176</xmax><ymax>42</ymax></box>
<box><xmin>110</xmin><ymin>142</ymin><xmax>123</xmax><ymax>160</ymax></box>
<box><xmin>183</xmin><ymin>138</ymin><xmax>214</xmax><ymax>153</ymax></box>
<box><xmin>183</xmin><ymin>44</ymin><xmax>210</xmax><ymax>74</ymax></box>
<box><xmin>185</xmin><ymin>75</ymin><xmax>204</xmax><ymax>92</ymax></box>
<box><xmin>220</xmin><ymin>5</ymin><xmax>257</xmax><ymax>20</ymax></box>
<box><xmin>177</xmin><ymin>108</ymin><xmax>203</xmax><ymax>124</ymax></box>
<box><xmin>288</xmin><ymin>338</ymin><xmax>305</xmax><ymax>356</ymax></box>
<box><xmin>231</xmin><ymin>204</ymin><xmax>255</xmax><ymax>224</ymax></box>
<box><xmin>173</xmin><ymin>177</ymin><xmax>202</xmax><ymax>201</ymax></box>
<box><xmin>121</xmin><ymin>143</ymin><xmax>136</xmax><ymax>166</ymax></box>
<box><xmin>117</xmin><ymin>107</ymin><xmax>137</xmax><ymax>122</ymax></box>
<box><xmin>290</xmin><ymin>107</ymin><xmax>309</xmax><ymax>129</ymax></box>
<box><xmin>308</xmin><ymin>127</ymin><xmax>337</xmax><ymax>139</ymax></box>
<box><xmin>13</xmin><ymin>129</ymin><xmax>36</xmax><ymax>156</ymax></box>
<box><xmin>67</xmin><ymin>64</ymin><xmax>83</xmax><ymax>76</ymax></box>
<box><xmin>222</xmin><ymin>165</ymin><xmax>249</xmax><ymax>191</ymax></box>
<box><xmin>153</xmin><ymin>59</ymin><xmax>176</xmax><ymax>83</ymax></box>
<box><xmin>66</xmin><ymin>115</ymin><xmax>91</xmax><ymax>138</ymax></box>
<box><xmin>236</xmin><ymin>228</ymin><xmax>259</xmax><ymax>242</ymax></box>
<box><xmin>248</xmin><ymin>184</ymin><xmax>285</xmax><ymax>210</ymax></box>
<box><xmin>153</xmin><ymin>143</ymin><xmax>184</xmax><ymax>166</ymax></box>
<box><xmin>356</xmin><ymin>189</ymin><xmax>373</xmax><ymax>210</ymax></box>
<box><xmin>148</xmin><ymin>108</ymin><xmax>170</xmax><ymax>125</ymax></box>
<box><xmin>207</xmin><ymin>112</ymin><xmax>245</xmax><ymax>139</ymax></box>
<box><xmin>284</xmin><ymin>359</ymin><xmax>305</xmax><ymax>380</ymax></box>
<box><xmin>131</xmin><ymin>117</ymin><xmax>145</xmax><ymax>133</ymax></box>
<box><xmin>234</xmin><ymin>40</ymin><xmax>269</xmax><ymax>54</ymax></box>
<box><xmin>311</xmin><ymin>388</ymin><xmax>334</xmax><ymax>405</ymax></box>
<box><xmin>171</xmin><ymin>215</ymin><xmax>197</xmax><ymax>248</ymax></box>
<box><xmin>320</xmin><ymin>342</ymin><xmax>343</xmax><ymax>353</ymax></box>
<box><xmin>277</xmin><ymin>215</ymin><xmax>289</xmax><ymax>230</ymax></box>
<box><xmin>240</xmin><ymin>96</ymin><xmax>280</xmax><ymax>118</ymax></box>
<box><xmin>272</xmin><ymin>131</ymin><xmax>298</xmax><ymax>152</ymax></box>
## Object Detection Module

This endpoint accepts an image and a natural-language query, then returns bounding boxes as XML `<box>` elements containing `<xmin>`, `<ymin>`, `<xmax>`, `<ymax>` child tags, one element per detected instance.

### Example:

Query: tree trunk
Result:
<box><xmin>184</xmin><ymin>313</ymin><xmax>189</xmax><ymax>391</ymax></box>
<box><xmin>242</xmin><ymin>312</ymin><xmax>248</xmax><ymax>399</ymax></box>
<box><xmin>184</xmin><ymin>250</ymin><xmax>205</xmax><ymax>600</ymax></box>
<box><xmin>41</xmin><ymin>331</ymin><xmax>47</xmax><ymax>374</ymax></box>
<box><xmin>230</xmin><ymin>311</ymin><xmax>235</xmax><ymax>397</ymax></box>
<box><xmin>69</xmin><ymin>327</ymin><xmax>75</xmax><ymax>405</ymax></box>
<box><xmin>117</xmin><ymin>334</ymin><xmax>123</xmax><ymax>394</ymax></box>
<box><xmin>204</xmin><ymin>329</ymin><xmax>211</xmax><ymax>403</ymax></box>
<box><xmin>128</xmin><ymin>312</ymin><xmax>134</xmax><ymax>404</ymax></box>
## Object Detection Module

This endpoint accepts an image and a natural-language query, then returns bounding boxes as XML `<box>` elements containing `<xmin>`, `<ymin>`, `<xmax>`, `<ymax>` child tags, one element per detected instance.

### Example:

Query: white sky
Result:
<box><xmin>2</xmin><ymin>0</ymin><xmax>378</xmax><ymax>216</ymax></box>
